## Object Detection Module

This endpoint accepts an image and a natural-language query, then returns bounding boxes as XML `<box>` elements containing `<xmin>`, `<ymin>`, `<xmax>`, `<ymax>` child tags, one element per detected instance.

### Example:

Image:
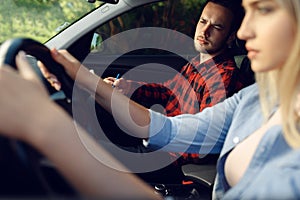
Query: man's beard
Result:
<box><xmin>194</xmin><ymin>42</ymin><xmax>228</xmax><ymax>55</ymax></box>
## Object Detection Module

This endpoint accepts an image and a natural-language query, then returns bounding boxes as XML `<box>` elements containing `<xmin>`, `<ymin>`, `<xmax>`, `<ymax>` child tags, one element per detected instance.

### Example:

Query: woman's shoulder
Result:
<box><xmin>240</xmin><ymin>83</ymin><xmax>257</xmax><ymax>93</ymax></box>
<box><xmin>227</xmin><ymin>83</ymin><xmax>258</xmax><ymax>102</ymax></box>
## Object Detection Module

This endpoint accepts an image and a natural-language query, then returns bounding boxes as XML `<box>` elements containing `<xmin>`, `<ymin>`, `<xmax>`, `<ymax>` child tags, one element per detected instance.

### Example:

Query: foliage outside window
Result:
<box><xmin>0</xmin><ymin>0</ymin><xmax>206</xmax><ymax>45</ymax></box>
<box><xmin>93</xmin><ymin>0</ymin><xmax>205</xmax><ymax>54</ymax></box>
<box><xmin>0</xmin><ymin>0</ymin><xmax>101</xmax><ymax>44</ymax></box>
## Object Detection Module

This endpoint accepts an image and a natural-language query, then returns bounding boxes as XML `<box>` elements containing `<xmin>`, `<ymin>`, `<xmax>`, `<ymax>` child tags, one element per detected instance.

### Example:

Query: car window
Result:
<box><xmin>90</xmin><ymin>0</ymin><xmax>204</xmax><ymax>55</ymax></box>
<box><xmin>0</xmin><ymin>0</ymin><xmax>102</xmax><ymax>44</ymax></box>
<box><xmin>82</xmin><ymin>0</ymin><xmax>206</xmax><ymax>83</ymax></box>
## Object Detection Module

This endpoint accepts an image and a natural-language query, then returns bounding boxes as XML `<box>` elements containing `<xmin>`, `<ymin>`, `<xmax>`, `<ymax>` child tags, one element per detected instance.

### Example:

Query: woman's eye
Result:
<box><xmin>256</xmin><ymin>5</ymin><xmax>274</xmax><ymax>15</ymax></box>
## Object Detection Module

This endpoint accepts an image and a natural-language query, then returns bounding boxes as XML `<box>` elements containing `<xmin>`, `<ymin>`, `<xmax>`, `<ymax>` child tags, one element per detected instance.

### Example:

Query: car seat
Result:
<box><xmin>234</xmin><ymin>54</ymin><xmax>255</xmax><ymax>87</ymax></box>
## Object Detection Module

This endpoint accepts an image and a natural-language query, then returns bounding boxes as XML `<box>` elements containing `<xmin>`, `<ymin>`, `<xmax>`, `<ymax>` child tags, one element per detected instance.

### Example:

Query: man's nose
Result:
<box><xmin>201</xmin><ymin>23</ymin><xmax>211</xmax><ymax>37</ymax></box>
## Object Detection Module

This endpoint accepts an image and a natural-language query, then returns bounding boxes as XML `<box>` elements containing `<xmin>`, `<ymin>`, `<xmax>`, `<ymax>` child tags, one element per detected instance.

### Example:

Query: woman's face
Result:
<box><xmin>238</xmin><ymin>0</ymin><xmax>296</xmax><ymax>73</ymax></box>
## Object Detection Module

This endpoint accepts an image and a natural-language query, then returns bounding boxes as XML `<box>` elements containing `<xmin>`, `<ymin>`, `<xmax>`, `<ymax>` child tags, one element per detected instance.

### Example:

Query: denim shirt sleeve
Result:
<box><xmin>147</xmin><ymin>87</ymin><xmax>244</xmax><ymax>154</ymax></box>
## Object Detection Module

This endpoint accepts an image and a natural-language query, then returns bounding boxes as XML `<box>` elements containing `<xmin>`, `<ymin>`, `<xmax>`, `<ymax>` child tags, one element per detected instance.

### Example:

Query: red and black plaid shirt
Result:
<box><xmin>126</xmin><ymin>52</ymin><xmax>245</xmax><ymax>164</ymax></box>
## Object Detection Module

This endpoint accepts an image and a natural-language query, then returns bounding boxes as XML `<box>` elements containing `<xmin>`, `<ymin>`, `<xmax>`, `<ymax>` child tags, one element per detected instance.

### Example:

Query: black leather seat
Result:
<box><xmin>235</xmin><ymin>54</ymin><xmax>255</xmax><ymax>87</ymax></box>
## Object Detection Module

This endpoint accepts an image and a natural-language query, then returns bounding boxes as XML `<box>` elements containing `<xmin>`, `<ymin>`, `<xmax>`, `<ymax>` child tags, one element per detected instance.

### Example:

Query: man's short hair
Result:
<box><xmin>203</xmin><ymin>0</ymin><xmax>244</xmax><ymax>33</ymax></box>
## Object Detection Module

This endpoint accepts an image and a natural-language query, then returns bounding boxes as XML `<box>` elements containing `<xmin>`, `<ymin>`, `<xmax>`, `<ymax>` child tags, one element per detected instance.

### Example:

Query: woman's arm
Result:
<box><xmin>50</xmin><ymin>49</ymin><xmax>150</xmax><ymax>139</ymax></box>
<box><xmin>0</xmin><ymin>52</ymin><xmax>161</xmax><ymax>199</ymax></box>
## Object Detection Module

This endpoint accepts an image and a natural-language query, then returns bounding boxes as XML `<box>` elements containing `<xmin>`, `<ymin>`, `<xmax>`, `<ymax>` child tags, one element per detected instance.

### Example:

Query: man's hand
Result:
<box><xmin>103</xmin><ymin>77</ymin><xmax>130</xmax><ymax>94</ymax></box>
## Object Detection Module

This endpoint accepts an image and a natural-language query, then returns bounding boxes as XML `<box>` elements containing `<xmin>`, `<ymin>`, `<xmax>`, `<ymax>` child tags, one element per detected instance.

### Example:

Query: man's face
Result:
<box><xmin>194</xmin><ymin>2</ymin><xmax>234</xmax><ymax>56</ymax></box>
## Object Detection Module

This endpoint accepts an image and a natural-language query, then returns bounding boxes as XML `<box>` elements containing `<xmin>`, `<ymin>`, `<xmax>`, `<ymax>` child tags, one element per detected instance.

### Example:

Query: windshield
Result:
<box><xmin>0</xmin><ymin>0</ymin><xmax>102</xmax><ymax>44</ymax></box>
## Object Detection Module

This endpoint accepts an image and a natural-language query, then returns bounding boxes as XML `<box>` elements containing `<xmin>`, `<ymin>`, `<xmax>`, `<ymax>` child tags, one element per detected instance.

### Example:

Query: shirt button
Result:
<box><xmin>233</xmin><ymin>137</ymin><xmax>240</xmax><ymax>144</ymax></box>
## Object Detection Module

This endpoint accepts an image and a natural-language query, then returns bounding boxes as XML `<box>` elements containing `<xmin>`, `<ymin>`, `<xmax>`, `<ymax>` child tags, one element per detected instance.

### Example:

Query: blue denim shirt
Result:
<box><xmin>148</xmin><ymin>84</ymin><xmax>300</xmax><ymax>199</ymax></box>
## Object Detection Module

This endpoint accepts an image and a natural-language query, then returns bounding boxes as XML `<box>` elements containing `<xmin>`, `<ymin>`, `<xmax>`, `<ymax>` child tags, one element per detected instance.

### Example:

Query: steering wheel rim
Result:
<box><xmin>0</xmin><ymin>38</ymin><xmax>74</xmax><ymax>99</ymax></box>
<box><xmin>0</xmin><ymin>38</ymin><xmax>76</xmax><ymax>197</ymax></box>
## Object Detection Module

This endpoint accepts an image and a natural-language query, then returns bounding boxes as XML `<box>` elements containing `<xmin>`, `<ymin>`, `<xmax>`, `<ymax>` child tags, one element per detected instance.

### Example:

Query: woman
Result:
<box><xmin>0</xmin><ymin>0</ymin><xmax>299</xmax><ymax>199</ymax></box>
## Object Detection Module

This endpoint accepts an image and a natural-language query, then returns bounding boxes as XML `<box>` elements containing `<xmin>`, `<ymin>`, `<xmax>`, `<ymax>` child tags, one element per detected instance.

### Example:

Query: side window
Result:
<box><xmin>91</xmin><ymin>33</ymin><xmax>104</xmax><ymax>52</ymax></box>
<box><xmin>90</xmin><ymin>0</ymin><xmax>204</xmax><ymax>55</ymax></box>
<box><xmin>83</xmin><ymin>0</ymin><xmax>205</xmax><ymax>81</ymax></box>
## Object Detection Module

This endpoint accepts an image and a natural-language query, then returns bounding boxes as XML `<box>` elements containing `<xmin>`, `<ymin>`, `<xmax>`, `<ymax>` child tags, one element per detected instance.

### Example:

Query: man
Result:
<box><xmin>103</xmin><ymin>0</ymin><xmax>249</xmax><ymax>166</ymax></box>
<box><xmin>105</xmin><ymin>0</ymin><xmax>245</xmax><ymax>115</ymax></box>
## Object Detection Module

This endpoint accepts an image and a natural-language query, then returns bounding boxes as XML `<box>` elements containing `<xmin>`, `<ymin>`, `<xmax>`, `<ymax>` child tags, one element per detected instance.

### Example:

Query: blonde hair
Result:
<box><xmin>257</xmin><ymin>0</ymin><xmax>300</xmax><ymax>148</ymax></box>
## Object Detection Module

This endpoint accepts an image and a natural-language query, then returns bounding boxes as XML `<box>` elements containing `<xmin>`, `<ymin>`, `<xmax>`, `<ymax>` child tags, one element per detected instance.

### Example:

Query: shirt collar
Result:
<box><xmin>191</xmin><ymin>49</ymin><xmax>233</xmax><ymax>70</ymax></box>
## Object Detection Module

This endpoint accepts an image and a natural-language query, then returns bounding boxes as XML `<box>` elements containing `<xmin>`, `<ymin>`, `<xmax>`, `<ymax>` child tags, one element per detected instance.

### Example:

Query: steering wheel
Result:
<box><xmin>0</xmin><ymin>38</ymin><xmax>76</xmax><ymax>197</ymax></box>
<box><xmin>0</xmin><ymin>38</ymin><xmax>74</xmax><ymax>99</ymax></box>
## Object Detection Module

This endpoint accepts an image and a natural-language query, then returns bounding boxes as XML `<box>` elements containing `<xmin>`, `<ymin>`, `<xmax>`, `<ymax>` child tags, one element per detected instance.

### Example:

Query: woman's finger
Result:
<box><xmin>16</xmin><ymin>51</ymin><xmax>40</xmax><ymax>84</ymax></box>
<box><xmin>15</xmin><ymin>51</ymin><xmax>49</xmax><ymax>95</ymax></box>
<box><xmin>37</xmin><ymin>60</ymin><xmax>50</xmax><ymax>77</ymax></box>
<box><xmin>37</xmin><ymin>60</ymin><xmax>62</xmax><ymax>91</ymax></box>
<box><xmin>50</xmin><ymin>48</ymin><xmax>80</xmax><ymax>79</ymax></box>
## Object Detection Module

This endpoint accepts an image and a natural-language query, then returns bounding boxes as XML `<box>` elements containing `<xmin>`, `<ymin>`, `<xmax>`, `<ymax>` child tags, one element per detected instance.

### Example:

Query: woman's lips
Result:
<box><xmin>246</xmin><ymin>46</ymin><xmax>259</xmax><ymax>60</ymax></box>
<box><xmin>247</xmin><ymin>50</ymin><xmax>259</xmax><ymax>60</ymax></box>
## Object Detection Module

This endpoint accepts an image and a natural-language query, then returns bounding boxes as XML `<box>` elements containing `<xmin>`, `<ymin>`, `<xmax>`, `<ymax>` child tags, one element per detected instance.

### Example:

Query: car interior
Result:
<box><xmin>0</xmin><ymin>0</ymin><xmax>255</xmax><ymax>199</ymax></box>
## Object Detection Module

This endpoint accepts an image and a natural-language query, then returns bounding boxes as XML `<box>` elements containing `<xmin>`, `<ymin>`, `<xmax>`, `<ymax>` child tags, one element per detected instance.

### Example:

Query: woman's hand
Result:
<box><xmin>38</xmin><ymin>48</ymin><xmax>99</xmax><ymax>93</ymax></box>
<box><xmin>38</xmin><ymin>61</ymin><xmax>61</xmax><ymax>91</ymax></box>
<box><xmin>38</xmin><ymin>48</ymin><xmax>82</xmax><ymax>91</ymax></box>
<box><xmin>0</xmin><ymin>51</ymin><xmax>55</xmax><ymax>142</ymax></box>
<box><xmin>49</xmin><ymin>48</ymin><xmax>100</xmax><ymax>93</ymax></box>
<box><xmin>49</xmin><ymin>49</ymin><xmax>81</xmax><ymax>80</ymax></box>
<box><xmin>0</xmin><ymin>51</ymin><xmax>160</xmax><ymax>200</ymax></box>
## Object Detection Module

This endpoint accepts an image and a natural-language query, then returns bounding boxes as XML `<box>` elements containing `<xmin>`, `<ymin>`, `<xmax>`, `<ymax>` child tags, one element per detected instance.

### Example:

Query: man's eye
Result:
<box><xmin>214</xmin><ymin>26</ymin><xmax>223</xmax><ymax>30</ymax></box>
<box><xmin>199</xmin><ymin>19</ymin><xmax>207</xmax><ymax>24</ymax></box>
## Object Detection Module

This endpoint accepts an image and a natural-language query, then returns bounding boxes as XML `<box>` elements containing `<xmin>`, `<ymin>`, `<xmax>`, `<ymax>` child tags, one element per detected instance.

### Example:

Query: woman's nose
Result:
<box><xmin>237</xmin><ymin>14</ymin><xmax>253</xmax><ymax>41</ymax></box>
